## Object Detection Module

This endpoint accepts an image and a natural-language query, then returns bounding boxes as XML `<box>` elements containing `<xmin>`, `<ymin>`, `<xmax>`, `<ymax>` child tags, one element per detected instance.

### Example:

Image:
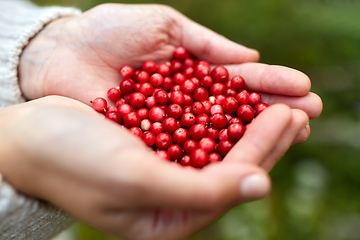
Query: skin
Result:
<box><xmin>0</xmin><ymin>3</ymin><xmax>322</xmax><ymax>240</ymax></box>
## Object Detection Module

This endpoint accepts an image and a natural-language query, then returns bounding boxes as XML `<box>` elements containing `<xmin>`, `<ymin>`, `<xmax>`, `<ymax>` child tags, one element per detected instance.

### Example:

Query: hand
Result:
<box><xmin>0</xmin><ymin>96</ymin><xmax>307</xmax><ymax>240</ymax></box>
<box><xmin>18</xmin><ymin>3</ymin><xmax>322</xmax><ymax>122</ymax></box>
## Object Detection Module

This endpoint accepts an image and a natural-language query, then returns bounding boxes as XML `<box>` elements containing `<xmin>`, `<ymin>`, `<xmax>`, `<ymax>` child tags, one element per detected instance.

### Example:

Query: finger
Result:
<box><xmin>224</xmin><ymin>104</ymin><xmax>292</xmax><ymax>165</ymax></box>
<box><xmin>261</xmin><ymin>92</ymin><xmax>323</xmax><ymax>119</ymax></box>
<box><xmin>127</xmin><ymin>159</ymin><xmax>270</xmax><ymax>210</ymax></box>
<box><xmin>292</xmin><ymin>123</ymin><xmax>310</xmax><ymax>145</ymax></box>
<box><xmin>260</xmin><ymin>109</ymin><xmax>309</xmax><ymax>172</ymax></box>
<box><xmin>225</xmin><ymin>63</ymin><xmax>311</xmax><ymax>96</ymax></box>
<box><xmin>174</xmin><ymin>10</ymin><xmax>260</xmax><ymax>63</ymax></box>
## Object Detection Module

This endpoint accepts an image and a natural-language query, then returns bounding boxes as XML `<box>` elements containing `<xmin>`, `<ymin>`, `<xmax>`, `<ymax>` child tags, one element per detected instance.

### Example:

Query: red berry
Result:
<box><xmin>225</xmin><ymin>88</ymin><xmax>237</xmax><ymax>97</ymax></box>
<box><xmin>219</xmin><ymin>129</ymin><xmax>230</xmax><ymax>141</ymax></box>
<box><xmin>174</xmin><ymin>46</ymin><xmax>188</xmax><ymax>61</ymax></box>
<box><xmin>119</xmin><ymin>65</ymin><xmax>134</xmax><ymax>79</ymax></box>
<box><xmin>106</xmin><ymin>106</ymin><xmax>118</xmax><ymax>113</ymax></box>
<box><xmin>156</xmin><ymin>150</ymin><xmax>170</xmax><ymax>160</ymax></box>
<box><xmin>237</xmin><ymin>104</ymin><xmax>255</xmax><ymax>123</ymax></box>
<box><xmin>141</xmin><ymin>119</ymin><xmax>152</xmax><ymax>131</ymax></box>
<box><xmin>201</xmin><ymin>100</ymin><xmax>212</xmax><ymax>115</ymax></box>
<box><xmin>137</xmin><ymin>107</ymin><xmax>149</xmax><ymax>120</ymax></box>
<box><xmin>119</xmin><ymin>79</ymin><xmax>134</xmax><ymax>95</ymax></box>
<box><xmin>145</xmin><ymin>96</ymin><xmax>157</xmax><ymax>109</ymax></box>
<box><xmin>123</xmin><ymin>112</ymin><xmax>141</xmax><ymax>128</ymax></box>
<box><xmin>139</xmin><ymin>83</ymin><xmax>154</xmax><ymax>96</ymax></box>
<box><xmin>92</xmin><ymin>97</ymin><xmax>107</xmax><ymax>113</ymax></box>
<box><xmin>193</xmin><ymin>87</ymin><xmax>209</xmax><ymax>101</ymax></box>
<box><xmin>198</xmin><ymin>137</ymin><xmax>216</xmax><ymax>153</ymax></box>
<box><xmin>207</xmin><ymin>127</ymin><xmax>220</xmax><ymax>141</ymax></box>
<box><xmin>170</xmin><ymin>91</ymin><xmax>185</xmax><ymax>105</ymax></box>
<box><xmin>201</xmin><ymin>76</ymin><xmax>213</xmax><ymax>89</ymax></box>
<box><xmin>194</xmin><ymin>63</ymin><xmax>210</xmax><ymax>78</ymax></box>
<box><xmin>182</xmin><ymin>79</ymin><xmax>196</xmax><ymax>94</ymax></box>
<box><xmin>191</xmin><ymin>149</ymin><xmax>209</xmax><ymax>168</ymax></box>
<box><xmin>129</xmin><ymin>92</ymin><xmax>146</xmax><ymax>109</ymax></box>
<box><xmin>184</xmin><ymin>58</ymin><xmax>195</xmax><ymax>68</ymax></box>
<box><xmin>218</xmin><ymin>140</ymin><xmax>235</xmax><ymax>157</ymax></box>
<box><xmin>155</xmin><ymin>132</ymin><xmax>173</xmax><ymax>150</ymax></box>
<box><xmin>173</xmin><ymin>73</ymin><xmax>186</xmax><ymax>85</ymax></box>
<box><xmin>189</xmin><ymin>123</ymin><xmax>207</xmax><ymax>141</ymax></box>
<box><xmin>180</xmin><ymin>155</ymin><xmax>192</xmax><ymax>166</ymax></box>
<box><xmin>154</xmin><ymin>89</ymin><xmax>168</xmax><ymax>104</ymax></box>
<box><xmin>171</xmin><ymin>60</ymin><xmax>184</xmax><ymax>73</ymax></box>
<box><xmin>211</xmin><ymin>66</ymin><xmax>229</xmax><ymax>83</ymax></box>
<box><xmin>191</xmin><ymin>101</ymin><xmax>204</xmax><ymax>115</ymax></box>
<box><xmin>142</xmin><ymin>131</ymin><xmax>155</xmax><ymax>147</ymax></box>
<box><xmin>210</xmin><ymin>104</ymin><xmax>224</xmax><ymax>115</ymax></box>
<box><xmin>181</xmin><ymin>112</ymin><xmax>196</xmax><ymax>127</ymax></box>
<box><xmin>173</xmin><ymin>128</ymin><xmax>190</xmax><ymax>146</ymax></box>
<box><xmin>190</xmin><ymin>77</ymin><xmax>201</xmax><ymax>88</ymax></box>
<box><xmin>210</xmin><ymin>83</ymin><xmax>226</xmax><ymax>96</ymax></box>
<box><xmin>229</xmin><ymin>117</ymin><xmax>242</xmax><ymax>125</ymax></box>
<box><xmin>209</xmin><ymin>152</ymin><xmax>222</xmax><ymax>163</ymax></box>
<box><xmin>183</xmin><ymin>67</ymin><xmax>194</xmax><ymax>79</ymax></box>
<box><xmin>150</xmin><ymin>122</ymin><xmax>163</xmax><ymax>135</ymax></box>
<box><xmin>222</xmin><ymin>96</ymin><xmax>239</xmax><ymax>114</ymax></box>
<box><xmin>183</xmin><ymin>94</ymin><xmax>194</xmax><ymax>106</ymax></box>
<box><xmin>166</xmin><ymin>103</ymin><xmax>183</xmax><ymax>119</ymax></box>
<box><xmin>195</xmin><ymin>113</ymin><xmax>210</xmax><ymax>125</ymax></box>
<box><xmin>231</xmin><ymin>75</ymin><xmax>245</xmax><ymax>91</ymax></box>
<box><xmin>137</xmin><ymin>70</ymin><xmax>150</xmax><ymax>83</ymax></box>
<box><xmin>183</xmin><ymin>139</ymin><xmax>198</xmax><ymax>155</ymax></box>
<box><xmin>142</xmin><ymin>60</ymin><xmax>157</xmax><ymax>74</ymax></box>
<box><xmin>214</xmin><ymin>94</ymin><xmax>226</xmax><ymax>105</ymax></box>
<box><xmin>162</xmin><ymin>117</ymin><xmax>178</xmax><ymax>133</ymax></box>
<box><xmin>150</xmin><ymin>73</ymin><xmax>164</xmax><ymax>87</ymax></box>
<box><xmin>149</xmin><ymin>106</ymin><xmax>166</xmax><ymax>122</ymax></box>
<box><xmin>157</xmin><ymin>63</ymin><xmax>171</xmax><ymax>77</ymax></box>
<box><xmin>162</xmin><ymin>77</ymin><xmax>174</xmax><ymax>91</ymax></box>
<box><xmin>248</xmin><ymin>92</ymin><xmax>261</xmax><ymax>106</ymax></box>
<box><xmin>105</xmin><ymin>111</ymin><xmax>121</xmax><ymax>123</ymax></box>
<box><xmin>107</xmin><ymin>88</ymin><xmax>121</xmax><ymax>102</ymax></box>
<box><xmin>129</xmin><ymin>127</ymin><xmax>143</xmax><ymax>138</ymax></box>
<box><xmin>118</xmin><ymin>103</ymin><xmax>132</xmax><ymax>117</ymax></box>
<box><xmin>227</xmin><ymin>123</ymin><xmax>245</xmax><ymax>142</ymax></box>
<box><xmin>235</xmin><ymin>90</ymin><xmax>249</xmax><ymax>105</ymax></box>
<box><xmin>168</xmin><ymin>144</ymin><xmax>183</xmax><ymax>161</ymax></box>
<box><xmin>254</xmin><ymin>103</ymin><xmax>269</xmax><ymax>116</ymax></box>
<box><xmin>211</xmin><ymin>113</ymin><xmax>228</xmax><ymax>129</ymax></box>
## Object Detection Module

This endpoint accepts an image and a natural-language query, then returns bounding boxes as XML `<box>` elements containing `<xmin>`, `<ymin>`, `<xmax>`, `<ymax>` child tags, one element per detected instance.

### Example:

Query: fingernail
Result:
<box><xmin>240</xmin><ymin>174</ymin><xmax>270</xmax><ymax>202</ymax></box>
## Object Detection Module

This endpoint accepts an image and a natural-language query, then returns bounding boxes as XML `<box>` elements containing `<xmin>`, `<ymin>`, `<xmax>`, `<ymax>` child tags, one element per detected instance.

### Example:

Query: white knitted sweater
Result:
<box><xmin>0</xmin><ymin>0</ymin><xmax>82</xmax><ymax>239</ymax></box>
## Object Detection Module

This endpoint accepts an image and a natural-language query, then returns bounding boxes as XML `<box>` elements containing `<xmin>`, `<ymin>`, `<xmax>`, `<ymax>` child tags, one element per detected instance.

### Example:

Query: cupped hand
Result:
<box><xmin>0</xmin><ymin>96</ymin><xmax>307</xmax><ymax>240</ymax></box>
<box><xmin>18</xmin><ymin>3</ymin><xmax>322</xmax><ymax>122</ymax></box>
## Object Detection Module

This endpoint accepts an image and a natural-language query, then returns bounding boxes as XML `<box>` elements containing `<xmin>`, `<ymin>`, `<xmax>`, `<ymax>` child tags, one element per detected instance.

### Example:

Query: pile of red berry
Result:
<box><xmin>92</xmin><ymin>47</ymin><xmax>269</xmax><ymax>168</ymax></box>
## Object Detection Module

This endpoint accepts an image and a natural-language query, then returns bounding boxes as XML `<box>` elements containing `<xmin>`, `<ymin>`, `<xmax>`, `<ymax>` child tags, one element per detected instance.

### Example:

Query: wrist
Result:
<box><xmin>19</xmin><ymin>16</ymin><xmax>74</xmax><ymax>100</ymax></box>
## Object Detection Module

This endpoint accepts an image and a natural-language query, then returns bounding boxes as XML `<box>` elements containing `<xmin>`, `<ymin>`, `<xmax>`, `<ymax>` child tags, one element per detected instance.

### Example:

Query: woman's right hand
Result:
<box><xmin>0</xmin><ymin>96</ymin><xmax>308</xmax><ymax>240</ymax></box>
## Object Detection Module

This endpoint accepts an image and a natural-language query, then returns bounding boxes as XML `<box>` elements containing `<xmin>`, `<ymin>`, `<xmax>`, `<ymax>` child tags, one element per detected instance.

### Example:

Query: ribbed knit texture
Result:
<box><xmin>0</xmin><ymin>0</ymin><xmax>81</xmax><ymax>108</ymax></box>
<box><xmin>0</xmin><ymin>0</ymin><xmax>82</xmax><ymax>239</ymax></box>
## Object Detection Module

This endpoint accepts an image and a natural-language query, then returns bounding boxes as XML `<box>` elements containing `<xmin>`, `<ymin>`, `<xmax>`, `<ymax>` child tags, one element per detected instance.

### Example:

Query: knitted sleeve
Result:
<box><xmin>0</xmin><ymin>0</ymin><xmax>82</xmax><ymax>239</ymax></box>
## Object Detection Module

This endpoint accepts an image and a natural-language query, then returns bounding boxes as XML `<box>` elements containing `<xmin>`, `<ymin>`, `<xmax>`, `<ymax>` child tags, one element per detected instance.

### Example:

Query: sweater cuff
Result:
<box><xmin>0</xmin><ymin>0</ymin><xmax>82</xmax><ymax>108</ymax></box>
<box><xmin>0</xmin><ymin>174</ymin><xmax>74</xmax><ymax>240</ymax></box>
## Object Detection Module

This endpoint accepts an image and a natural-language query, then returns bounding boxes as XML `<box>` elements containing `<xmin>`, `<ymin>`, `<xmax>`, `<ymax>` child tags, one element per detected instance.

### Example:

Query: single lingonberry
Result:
<box><xmin>107</xmin><ymin>88</ymin><xmax>121</xmax><ymax>102</ymax></box>
<box><xmin>211</xmin><ymin>66</ymin><xmax>229</xmax><ymax>83</ymax></box>
<box><xmin>92</xmin><ymin>97</ymin><xmax>107</xmax><ymax>113</ymax></box>
<box><xmin>173</xmin><ymin>128</ymin><xmax>190</xmax><ymax>146</ymax></box>
<box><xmin>191</xmin><ymin>149</ymin><xmax>209</xmax><ymax>168</ymax></box>
<box><xmin>155</xmin><ymin>132</ymin><xmax>173</xmax><ymax>150</ymax></box>
<box><xmin>149</xmin><ymin>106</ymin><xmax>166</xmax><ymax>122</ymax></box>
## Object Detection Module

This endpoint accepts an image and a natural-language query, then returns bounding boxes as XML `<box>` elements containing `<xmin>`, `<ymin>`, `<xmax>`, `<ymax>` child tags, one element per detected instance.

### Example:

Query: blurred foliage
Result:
<box><xmin>39</xmin><ymin>0</ymin><xmax>360</xmax><ymax>239</ymax></box>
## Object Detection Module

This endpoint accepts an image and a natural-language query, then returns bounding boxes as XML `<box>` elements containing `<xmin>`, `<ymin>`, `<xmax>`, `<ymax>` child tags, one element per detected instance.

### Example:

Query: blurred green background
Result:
<box><xmin>34</xmin><ymin>0</ymin><xmax>360</xmax><ymax>239</ymax></box>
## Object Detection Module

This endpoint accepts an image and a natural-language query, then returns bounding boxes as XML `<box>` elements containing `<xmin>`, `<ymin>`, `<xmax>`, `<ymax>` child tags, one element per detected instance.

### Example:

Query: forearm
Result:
<box><xmin>0</xmin><ymin>0</ymin><xmax>81</xmax><ymax>238</ymax></box>
<box><xmin>0</xmin><ymin>0</ymin><xmax>81</xmax><ymax>107</ymax></box>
